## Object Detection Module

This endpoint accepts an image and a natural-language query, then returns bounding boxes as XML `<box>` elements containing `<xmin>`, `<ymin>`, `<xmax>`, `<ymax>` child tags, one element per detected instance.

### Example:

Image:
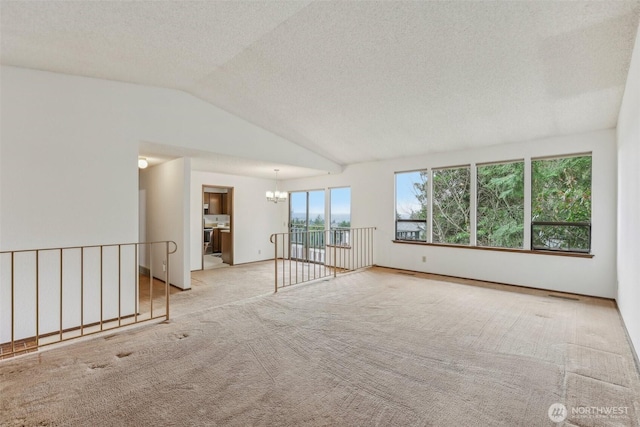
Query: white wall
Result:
<box><xmin>139</xmin><ymin>158</ymin><xmax>191</xmax><ymax>290</ymax></box>
<box><xmin>1</xmin><ymin>66</ymin><xmax>139</xmax><ymax>341</ymax></box>
<box><xmin>0</xmin><ymin>66</ymin><xmax>339</xmax><ymax>340</ymax></box>
<box><xmin>284</xmin><ymin>129</ymin><xmax>618</xmax><ymax>298</ymax></box>
<box><xmin>191</xmin><ymin>170</ymin><xmax>287</xmax><ymax>270</ymax></box>
<box><xmin>0</xmin><ymin>64</ymin><xmax>340</xmax><ymax>250</ymax></box>
<box><xmin>0</xmin><ymin>69</ymin><xmax>139</xmax><ymax>250</ymax></box>
<box><xmin>0</xmin><ymin>66</ymin><xmax>340</xmax><ymax>176</ymax></box>
<box><xmin>616</xmin><ymin>24</ymin><xmax>640</xmax><ymax>358</ymax></box>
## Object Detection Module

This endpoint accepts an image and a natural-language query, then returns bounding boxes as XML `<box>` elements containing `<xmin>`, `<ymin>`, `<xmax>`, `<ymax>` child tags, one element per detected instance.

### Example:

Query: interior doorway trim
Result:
<box><xmin>202</xmin><ymin>185</ymin><xmax>234</xmax><ymax>270</ymax></box>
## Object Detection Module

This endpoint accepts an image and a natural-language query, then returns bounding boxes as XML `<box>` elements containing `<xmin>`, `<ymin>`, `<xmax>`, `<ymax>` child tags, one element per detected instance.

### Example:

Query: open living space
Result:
<box><xmin>1</xmin><ymin>1</ymin><xmax>639</xmax><ymax>426</ymax></box>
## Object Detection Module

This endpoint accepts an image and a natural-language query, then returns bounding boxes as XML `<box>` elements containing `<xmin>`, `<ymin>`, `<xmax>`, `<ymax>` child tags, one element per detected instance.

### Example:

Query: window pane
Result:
<box><xmin>290</xmin><ymin>191</ymin><xmax>307</xmax><ymax>231</ymax></box>
<box><xmin>330</xmin><ymin>187</ymin><xmax>351</xmax><ymax>245</ymax></box>
<box><xmin>477</xmin><ymin>162</ymin><xmax>524</xmax><ymax>248</ymax></box>
<box><xmin>330</xmin><ymin>188</ymin><xmax>351</xmax><ymax>228</ymax></box>
<box><xmin>432</xmin><ymin>167</ymin><xmax>470</xmax><ymax>244</ymax></box>
<box><xmin>531</xmin><ymin>223</ymin><xmax>591</xmax><ymax>253</ymax></box>
<box><xmin>531</xmin><ymin>155</ymin><xmax>592</xmax><ymax>252</ymax></box>
<box><xmin>308</xmin><ymin>190</ymin><xmax>325</xmax><ymax>231</ymax></box>
<box><xmin>395</xmin><ymin>171</ymin><xmax>428</xmax><ymax>241</ymax></box>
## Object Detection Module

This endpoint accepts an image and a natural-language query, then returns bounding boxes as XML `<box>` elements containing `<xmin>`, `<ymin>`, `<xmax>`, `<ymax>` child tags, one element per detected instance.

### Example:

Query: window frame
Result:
<box><xmin>394</xmin><ymin>170</ymin><xmax>429</xmax><ymax>242</ymax></box>
<box><xmin>431</xmin><ymin>164</ymin><xmax>471</xmax><ymax>245</ymax></box>
<box><xmin>392</xmin><ymin>152</ymin><xmax>593</xmax><ymax>256</ymax></box>
<box><xmin>530</xmin><ymin>153</ymin><xmax>592</xmax><ymax>254</ymax></box>
<box><xmin>475</xmin><ymin>159</ymin><xmax>525</xmax><ymax>249</ymax></box>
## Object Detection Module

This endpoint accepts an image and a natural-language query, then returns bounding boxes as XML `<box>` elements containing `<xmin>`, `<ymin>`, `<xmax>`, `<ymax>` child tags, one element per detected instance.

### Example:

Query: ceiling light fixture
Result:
<box><xmin>138</xmin><ymin>157</ymin><xmax>149</xmax><ymax>169</ymax></box>
<box><xmin>266</xmin><ymin>169</ymin><xmax>287</xmax><ymax>203</ymax></box>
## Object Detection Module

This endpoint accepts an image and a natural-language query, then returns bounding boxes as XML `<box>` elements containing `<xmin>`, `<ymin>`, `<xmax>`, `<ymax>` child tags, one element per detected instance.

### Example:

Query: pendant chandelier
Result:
<box><xmin>266</xmin><ymin>169</ymin><xmax>288</xmax><ymax>203</ymax></box>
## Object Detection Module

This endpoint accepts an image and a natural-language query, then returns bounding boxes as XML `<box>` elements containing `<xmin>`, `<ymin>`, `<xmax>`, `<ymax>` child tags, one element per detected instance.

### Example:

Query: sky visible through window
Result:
<box><xmin>290</xmin><ymin>192</ymin><xmax>306</xmax><ymax>219</ymax></box>
<box><xmin>396</xmin><ymin>171</ymin><xmax>425</xmax><ymax>219</ymax></box>
<box><xmin>290</xmin><ymin>188</ymin><xmax>351</xmax><ymax>224</ymax></box>
<box><xmin>330</xmin><ymin>187</ymin><xmax>350</xmax><ymax>215</ymax></box>
<box><xmin>331</xmin><ymin>187</ymin><xmax>351</xmax><ymax>225</ymax></box>
<box><xmin>308</xmin><ymin>191</ymin><xmax>324</xmax><ymax>218</ymax></box>
<box><xmin>290</xmin><ymin>190</ymin><xmax>325</xmax><ymax>220</ymax></box>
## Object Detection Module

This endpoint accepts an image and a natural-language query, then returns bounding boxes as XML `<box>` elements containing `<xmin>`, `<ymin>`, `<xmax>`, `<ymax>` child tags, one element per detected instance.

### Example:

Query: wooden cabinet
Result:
<box><xmin>221</xmin><ymin>231</ymin><xmax>232</xmax><ymax>264</ymax></box>
<box><xmin>210</xmin><ymin>194</ymin><xmax>222</xmax><ymax>215</ymax></box>
<box><xmin>212</xmin><ymin>229</ymin><xmax>221</xmax><ymax>253</ymax></box>
<box><xmin>204</xmin><ymin>228</ymin><xmax>223</xmax><ymax>254</ymax></box>
<box><xmin>221</xmin><ymin>193</ymin><xmax>228</xmax><ymax>214</ymax></box>
<box><xmin>204</xmin><ymin>193</ymin><xmax>210</xmax><ymax>214</ymax></box>
<box><xmin>204</xmin><ymin>193</ymin><xmax>228</xmax><ymax>215</ymax></box>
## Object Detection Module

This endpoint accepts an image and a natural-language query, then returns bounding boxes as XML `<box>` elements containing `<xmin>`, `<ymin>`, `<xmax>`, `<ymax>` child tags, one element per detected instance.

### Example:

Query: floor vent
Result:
<box><xmin>397</xmin><ymin>272</ymin><xmax>416</xmax><ymax>276</ymax></box>
<box><xmin>548</xmin><ymin>294</ymin><xmax>579</xmax><ymax>301</ymax></box>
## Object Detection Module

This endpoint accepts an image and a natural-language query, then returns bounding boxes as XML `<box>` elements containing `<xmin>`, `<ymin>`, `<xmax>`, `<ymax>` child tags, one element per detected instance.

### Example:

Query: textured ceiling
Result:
<box><xmin>2</xmin><ymin>1</ymin><xmax>639</xmax><ymax>170</ymax></box>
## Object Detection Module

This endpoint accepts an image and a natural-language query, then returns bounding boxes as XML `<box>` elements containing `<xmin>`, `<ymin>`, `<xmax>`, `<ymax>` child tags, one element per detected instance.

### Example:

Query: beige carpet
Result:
<box><xmin>203</xmin><ymin>254</ymin><xmax>227</xmax><ymax>270</ymax></box>
<box><xmin>1</xmin><ymin>265</ymin><xmax>639</xmax><ymax>426</ymax></box>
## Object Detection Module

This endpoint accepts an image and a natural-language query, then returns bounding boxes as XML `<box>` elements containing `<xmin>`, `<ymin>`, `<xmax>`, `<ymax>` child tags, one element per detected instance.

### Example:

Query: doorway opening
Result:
<box><xmin>202</xmin><ymin>186</ymin><xmax>233</xmax><ymax>270</ymax></box>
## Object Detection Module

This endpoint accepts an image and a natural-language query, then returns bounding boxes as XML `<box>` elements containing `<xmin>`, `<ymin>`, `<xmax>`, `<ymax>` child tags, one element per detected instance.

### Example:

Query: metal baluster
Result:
<box><xmin>150</xmin><ymin>243</ymin><xmax>153</xmax><ymax>319</ymax></box>
<box><xmin>80</xmin><ymin>248</ymin><xmax>84</xmax><ymax>336</ymax></box>
<box><xmin>118</xmin><ymin>245</ymin><xmax>121</xmax><ymax>326</ymax></box>
<box><xmin>35</xmin><ymin>251</ymin><xmax>39</xmax><ymax>348</ymax></box>
<box><xmin>134</xmin><ymin>244</ymin><xmax>138</xmax><ymax>323</ymax></box>
<box><xmin>336</xmin><ymin>230</ymin><xmax>340</xmax><ymax>274</ymax></box>
<box><xmin>166</xmin><ymin>242</ymin><xmax>170</xmax><ymax>320</ymax></box>
<box><xmin>288</xmin><ymin>232</ymin><xmax>292</xmax><ymax>287</ymax></box>
<box><xmin>99</xmin><ymin>246</ymin><xmax>103</xmax><ymax>330</ymax></box>
<box><xmin>60</xmin><ymin>249</ymin><xmax>64</xmax><ymax>340</ymax></box>
<box><xmin>11</xmin><ymin>252</ymin><xmax>15</xmax><ymax>355</ymax></box>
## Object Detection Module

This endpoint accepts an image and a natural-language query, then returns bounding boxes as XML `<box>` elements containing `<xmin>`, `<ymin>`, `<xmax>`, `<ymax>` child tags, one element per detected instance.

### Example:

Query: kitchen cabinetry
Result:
<box><xmin>223</xmin><ymin>193</ymin><xmax>230</xmax><ymax>214</ymax></box>
<box><xmin>212</xmin><ymin>229</ymin><xmax>221</xmax><ymax>253</ymax></box>
<box><xmin>204</xmin><ymin>193</ymin><xmax>228</xmax><ymax>215</ymax></box>
<box><xmin>206</xmin><ymin>193</ymin><xmax>221</xmax><ymax>215</ymax></box>
<box><xmin>204</xmin><ymin>228</ymin><xmax>222</xmax><ymax>254</ymax></box>
<box><xmin>221</xmin><ymin>231</ymin><xmax>232</xmax><ymax>264</ymax></box>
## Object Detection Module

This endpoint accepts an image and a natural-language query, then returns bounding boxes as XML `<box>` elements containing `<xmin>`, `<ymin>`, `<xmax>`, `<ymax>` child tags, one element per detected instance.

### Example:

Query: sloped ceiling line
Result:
<box><xmin>2</xmin><ymin>1</ymin><xmax>639</xmax><ymax>175</ymax></box>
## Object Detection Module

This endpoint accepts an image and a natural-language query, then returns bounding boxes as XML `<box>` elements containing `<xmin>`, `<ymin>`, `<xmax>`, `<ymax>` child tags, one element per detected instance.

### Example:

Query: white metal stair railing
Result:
<box><xmin>0</xmin><ymin>241</ymin><xmax>177</xmax><ymax>360</ymax></box>
<box><xmin>269</xmin><ymin>227</ymin><xmax>376</xmax><ymax>292</ymax></box>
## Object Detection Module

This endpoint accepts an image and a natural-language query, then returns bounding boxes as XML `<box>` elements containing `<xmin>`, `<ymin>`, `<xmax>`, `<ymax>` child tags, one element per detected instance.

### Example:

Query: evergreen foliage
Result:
<box><xmin>401</xmin><ymin>155</ymin><xmax>591</xmax><ymax>251</ymax></box>
<box><xmin>477</xmin><ymin>162</ymin><xmax>524</xmax><ymax>248</ymax></box>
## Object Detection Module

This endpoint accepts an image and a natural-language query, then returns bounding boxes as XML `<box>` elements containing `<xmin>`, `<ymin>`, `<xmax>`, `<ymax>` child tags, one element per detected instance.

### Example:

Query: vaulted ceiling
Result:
<box><xmin>2</xmin><ymin>1</ymin><xmax>639</xmax><ymax>171</ymax></box>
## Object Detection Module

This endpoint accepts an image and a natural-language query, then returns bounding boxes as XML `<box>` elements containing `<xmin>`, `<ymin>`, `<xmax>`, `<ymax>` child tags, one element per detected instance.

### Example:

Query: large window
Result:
<box><xmin>395</xmin><ymin>171</ymin><xmax>427</xmax><ymax>241</ymax></box>
<box><xmin>393</xmin><ymin>152</ymin><xmax>592</xmax><ymax>254</ymax></box>
<box><xmin>432</xmin><ymin>166</ymin><xmax>470</xmax><ymax>244</ymax></box>
<box><xmin>531</xmin><ymin>155</ymin><xmax>592</xmax><ymax>253</ymax></box>
<box><xmin>476</xmin><ymin>161</ymin><xmax>524</xmax><ymax>248</ymax></box>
